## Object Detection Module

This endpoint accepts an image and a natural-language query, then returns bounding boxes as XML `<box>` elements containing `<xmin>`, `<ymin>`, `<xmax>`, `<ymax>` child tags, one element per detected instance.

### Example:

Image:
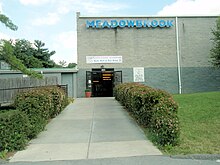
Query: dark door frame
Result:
<box><xmin>86</xmin><ymin>68</ymin><xmax>122</xmax><ymax>97</ymax></box>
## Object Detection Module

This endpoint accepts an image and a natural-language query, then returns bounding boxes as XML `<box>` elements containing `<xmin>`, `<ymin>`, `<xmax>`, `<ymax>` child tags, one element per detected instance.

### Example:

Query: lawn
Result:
<box><xmin>163</xmin><ymin>91</ymin><xmax>220</xmax><ymax>155</ymax></box>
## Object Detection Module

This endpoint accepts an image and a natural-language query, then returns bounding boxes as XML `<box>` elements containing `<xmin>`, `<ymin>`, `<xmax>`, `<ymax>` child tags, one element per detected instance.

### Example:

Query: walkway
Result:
<box><xmin>10</xmin><ymin>98</ymin><xmax>161</xmax><ymax>162</ymax></box>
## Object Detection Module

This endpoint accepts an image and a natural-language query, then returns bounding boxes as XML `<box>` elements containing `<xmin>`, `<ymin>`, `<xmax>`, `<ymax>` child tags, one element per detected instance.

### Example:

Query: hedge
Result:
<box><xmin>14</xmin><ymin>86</ymin><xmax>68</xmax><ymax>139</ymax></box>
<box><xmin>0</xmin><ymin>110</ymin><xmax>30</xmax><ymax>151</ymax></box>
<box><xmin>114</xmin><ymin>83</ymin><xmax>180</xmax><ymax>146</ymax></box>
<box><xmin>0</xmin><ymin>86</ymin><xmax>69</xmax><ymax>153</ymax></box>
<box><xmin>0</xmin><ymin>86</ymin><xmax>68</xmax><ymax>152</ymax></box>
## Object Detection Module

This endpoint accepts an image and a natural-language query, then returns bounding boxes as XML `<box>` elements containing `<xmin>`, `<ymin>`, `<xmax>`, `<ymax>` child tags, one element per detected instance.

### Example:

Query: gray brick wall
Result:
<box><xmin>76</xmin><ymin>14</ymin><xmax>220</xmax><ymax>97</ymax></box>
<box><xmin>77</xmin><ymin>67</ymin><xmax>179</xmax><ymax>97</ymax></box>
<box><xmin>77</xmin><ymin>16</ymin><xmax>218</xmax><ymax>68</ymax></box>
<box><xmin>143</xmin><ymin>67</ymin><xmax>179</xmax><ymax>93</ymax></box>
<box><xmin>178</xmin><ymin>17</ymin><xmax>217</xmax><ymax>67</ymax></box>
<box><xmin>77</xmin><ymin>16</ymin><xmax>177</xmax><ymax>68</ymax></box>
<box><xmin>181</xmin><ymin>67</ymin><xmax>220</xmax><ymax>93</ymax></box>
<box><xmin>77</xmin><ymin>69</ymin><xmax>89</xmax><ymax>97</ymax></box>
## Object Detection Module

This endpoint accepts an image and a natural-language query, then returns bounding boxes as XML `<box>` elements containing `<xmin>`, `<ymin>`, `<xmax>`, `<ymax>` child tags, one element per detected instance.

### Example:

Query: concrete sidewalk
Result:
<box><xmin>10</xmin><ymin>98</ymin><xmax>161</xmax><ymax>162</ymax></box>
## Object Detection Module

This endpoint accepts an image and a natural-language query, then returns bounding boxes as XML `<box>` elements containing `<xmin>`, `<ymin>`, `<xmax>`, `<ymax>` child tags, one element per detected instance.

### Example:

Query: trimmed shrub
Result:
<box><xmin>114</xmin><ymin>83</ymin><xmax>180</xmax><ymax>146</ymax></box>
<box><xmin>0</xmin><ymin>110</ymin><xmax>30</xmax><ymax>151</ymax></box>
<box><xmin>14</xmin><ymin>86</ymin><xmax>68</xmax><ymax>138</ymax></box>
<box><xmin>0</xmin><ymin>86</ymin><xmax>68</xmax><ymax>153</ymax></box>
<box><xmin>14</xmin><ymin>89</ymin><xmax>51</xmax><ymax>138</ymax></box>
<box><xmin>149</xmin><ymin>97</ymin><xmax>179</xmax><ymax>146</ymax></box>
<box><xmin>39</xmin><ymin>86</ymin><xmax>68</xmax><ymax>118</ymax></box>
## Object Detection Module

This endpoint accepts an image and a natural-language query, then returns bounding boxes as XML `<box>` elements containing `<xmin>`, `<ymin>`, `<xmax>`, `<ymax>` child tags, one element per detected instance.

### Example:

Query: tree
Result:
<box><xmin>13</xmin><ymin>39</ymin><xmax>43</xmax><ymax>68</ymax></box>
<box><xmin>33</xmin><ymin>40</ymin><xmax>56</xmax><ymax>68</ymax></box>
<box><xmin>55</xmin><ymin>61</ymin><xmax>77</xmax><ymax>68</ymax></box>
<box><xmin>0</xmin><ymin>13</ymin><xmax>18</xmax><ymax>31</ymax></box>
<box><xmin>4</xmin><ymin>39</ymin><xmax>56</xmax><ymax>69</ymax></box>
<box><xmin>0</xmin><ymin>40</ymin><xmax>42</xmax><ymax>78</ymax></box>
<box><xmin>58</xmin><ymin>60</ymin><xmax>67</xmax><ymax>67</ymax></box>
<box><xmin>210</xmin><ymin>17</ymin><xmax>220</xmax><ymax>67</ymax></box>
<box><xmin>0</xmin><ymin>13</ymin><xmax>42</xmax><ymax>78</ymax></box>
<box><xmin>67</xmin><ymin>63</ymin><xmax>77</xmax><ymax>68</ymax></box>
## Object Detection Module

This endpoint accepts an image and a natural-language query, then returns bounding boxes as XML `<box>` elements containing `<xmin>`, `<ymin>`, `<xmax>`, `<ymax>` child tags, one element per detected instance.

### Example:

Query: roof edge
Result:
<box><xmin>0</xmin><ymin>68</ymin><xmax>78</xmax><ymax>74</ymax></box>
<box><xmin>78</xmin><ymin>14</ymin><xmax>220</xmax><ymax>19</ymax></box>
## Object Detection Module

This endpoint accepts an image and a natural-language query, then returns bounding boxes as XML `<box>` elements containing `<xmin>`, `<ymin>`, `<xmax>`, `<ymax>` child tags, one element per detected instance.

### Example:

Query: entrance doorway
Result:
<box><xmin>86</xmin><ymin>68</ymin><xmax>122</xmax><ymax>97</ymax></box>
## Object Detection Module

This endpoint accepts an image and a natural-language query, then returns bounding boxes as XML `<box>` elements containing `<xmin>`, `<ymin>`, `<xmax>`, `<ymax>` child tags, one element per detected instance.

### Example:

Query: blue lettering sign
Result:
<box><xmin>86</xmin><ymin>20</ymin><xmax>95</xmax><ymax>28</ymax></box>
<box><xmin>167</xmin><ymin>20</ymin><xmax>174</xmax><ymax>27</ymax></box>
<box><xmin>119</xmin><ymin>20</ymin><xmax>126</xmax><ymax>28</ymax></box>
<box><xmin>127</xmin><ymin>20</ymin><xmax>135</xmax><ymax>27</ymax></box>
<box><xmin>143</xmin><ymin>20</ymin><xmax>151</xmax><ymax>28</ymax></box>
<box><xmin>159</xmin><ymin>20</ymin><xmax>166</xmax><ymax>27</ymax></box>
<box><xmin>95</xmin><ymin>20</ymin><xmax>101</xmax><ymax>28</ymax></box>
<box><xmin>136</xmin><ymin>20</ymin><xmax>143</xmax><ymax>28</ymax></box>
<box><xmin>102</xmin><ymin>20</ymin><xmax>110</xmax><ymax>28</ymax></box>
<box><xmin>86</xmin><ymin>19</ymin><xmax>175</xmax><ymax>29</ymax></box>
<box><xmin>151</xmin><ymin>20</ymin><xmax>158</xmax><ymax>27</ymax></box>
<box><xmin>111</xmin><ymin>20</ymin><xmax>118</xmax><ymax>28</ymax></box>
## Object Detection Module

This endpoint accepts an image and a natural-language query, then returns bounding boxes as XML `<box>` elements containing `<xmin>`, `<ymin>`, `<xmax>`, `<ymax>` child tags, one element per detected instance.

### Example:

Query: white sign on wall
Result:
<box><xmin>133</xmin><ymin>67</ymin><xmax>145</xmax><ymax>82</ymax></box>
<box><xmin>86</xmin><ymin>56</ymin><xmax>122</xmax><ymax>64</ymax></box>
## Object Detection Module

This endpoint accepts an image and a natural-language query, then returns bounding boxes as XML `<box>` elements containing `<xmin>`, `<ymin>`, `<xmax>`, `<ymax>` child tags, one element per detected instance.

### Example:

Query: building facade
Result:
<box><xmin>77</xmin><ymin>12</ymin><xmax>220</xmax><ymax>97</ymax></box>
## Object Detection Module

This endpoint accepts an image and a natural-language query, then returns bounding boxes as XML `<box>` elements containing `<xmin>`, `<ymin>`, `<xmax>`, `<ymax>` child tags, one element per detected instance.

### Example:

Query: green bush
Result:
<box><xmin>0</xmin><ymin>110</ymin><xmax>30</xmax><ymax>151</ymax></box>
<box><xmin>39</xmin><ymin>86</ymin><xmax>68</xmax><ymax>118</ymax></box>
<box><xmin>14</xmin><ymin>86</ymin><xmax>68</xmax><ymax>138</ymax></box>
<box><xmin>0</xmin><ymin>86</ymin><xmax>68</xmax><ymax>153</ymax></box>
<box><xmin>14</xmin><ymin>89</ymin><xmax>50</xmax><ymax>138</ymax></box>
<box><xmin>114</xmin><ymin>83</ymin><xmax>180</xmax><ymax>146</ymax></box>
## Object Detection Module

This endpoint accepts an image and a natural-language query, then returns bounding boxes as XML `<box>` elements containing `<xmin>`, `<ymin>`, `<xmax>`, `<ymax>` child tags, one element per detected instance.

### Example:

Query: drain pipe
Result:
<box><xmin>175</xmin><ymin>17</ymin><xmax>182</xmax><ymax>94</ymax></box>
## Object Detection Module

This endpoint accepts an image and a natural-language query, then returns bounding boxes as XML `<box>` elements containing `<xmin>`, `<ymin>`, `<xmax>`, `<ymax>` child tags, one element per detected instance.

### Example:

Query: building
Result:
<box><xmin>1</xmin><ymin>13</ymin><xmax>219</xmax><ymax>98</ymax></box>
<box><xmin>0</xmin><ymin>68</ymin><xmax>78</xmax><ymax>98</ymax></box>
<box><xmin>76</xmin><ymin>12</ymin><xmax>220</xmax><ymax>97</ymax></box>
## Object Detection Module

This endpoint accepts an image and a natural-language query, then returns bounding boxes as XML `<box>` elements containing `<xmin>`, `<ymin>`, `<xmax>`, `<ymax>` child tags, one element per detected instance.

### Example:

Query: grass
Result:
<box><xmin>163</xmin><ymin>91</ymin><xmax>220</xmax><ymax>155</ymax></box>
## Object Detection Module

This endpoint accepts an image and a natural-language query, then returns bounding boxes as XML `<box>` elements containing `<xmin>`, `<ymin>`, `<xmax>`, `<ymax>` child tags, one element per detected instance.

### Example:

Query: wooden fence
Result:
<box><xmin>0</xmin><ymin>76</ymin><xmax>58</xmax><ymax>104</ymax></box>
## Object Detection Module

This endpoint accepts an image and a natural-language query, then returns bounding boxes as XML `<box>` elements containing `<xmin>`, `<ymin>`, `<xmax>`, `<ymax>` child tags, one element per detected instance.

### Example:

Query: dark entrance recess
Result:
<box><xmin>86</xmin><ymin>68</ymin><xmax>122</xmax><ymax>97</ymax></box>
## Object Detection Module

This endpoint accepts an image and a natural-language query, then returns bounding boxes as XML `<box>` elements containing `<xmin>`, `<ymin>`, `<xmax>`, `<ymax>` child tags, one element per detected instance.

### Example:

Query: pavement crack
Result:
<box><xmin>86</xmin><ymin>99</ymin><xmax>95</xmax><ymax>159</ymax></box>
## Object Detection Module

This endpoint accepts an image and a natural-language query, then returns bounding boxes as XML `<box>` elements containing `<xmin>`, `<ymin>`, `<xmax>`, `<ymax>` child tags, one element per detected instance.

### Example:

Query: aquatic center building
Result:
<box><xmin>76</xmin><ymin>12</ymin><xmax>220</xmax><ymax>97</ymax></box>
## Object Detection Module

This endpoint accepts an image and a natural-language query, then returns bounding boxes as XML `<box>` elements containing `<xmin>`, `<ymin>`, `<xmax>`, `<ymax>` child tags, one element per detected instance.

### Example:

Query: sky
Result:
<box><xmin>0</xmin><ymin>0</ymin><xmax>220</xmax><ymax>64</ymax></box>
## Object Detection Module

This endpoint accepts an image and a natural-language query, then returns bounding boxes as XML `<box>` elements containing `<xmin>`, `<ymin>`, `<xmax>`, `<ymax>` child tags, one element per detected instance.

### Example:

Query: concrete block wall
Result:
<box><xmin>181</xmin><ymin>67</ymin><xmax>220</xmax><ymax>93</ymax></box>
<box><xmin>178</xmin><ymin>17</ymin><xmax>217</xmax><ymax>67</ymax></box>
<box><xmin>77</xmin><ymin>14</ymin><xmax>220</xmax><ymax>97</ymax></box>
<box><xmin>77</xmin><ymin>67</ymin><xmax>179</xmax><ymax>97</ymax></box>
<box><xmin>77</xmin><ymin>16</ymin><xmax>177</xmax><ymax>69</ymax></box>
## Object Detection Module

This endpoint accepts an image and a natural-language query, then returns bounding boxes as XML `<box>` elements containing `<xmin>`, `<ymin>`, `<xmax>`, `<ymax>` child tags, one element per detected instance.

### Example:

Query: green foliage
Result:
<box><xmin>12</xmin><ymin>39</ymin><xmax>44</xmax><ymax>68</ymax></box>
<box><xmin>85</xmin><ymin>88</ymin><xmax>91</xmax><ymax>92</ymax></box>
<box><xmin>0</xmin><ymin>13</ymin><xmax>18</xmax><ymax>31</ymax></box>
<box><xmin>0</xmin><ymin>150</ymin><xmax>7</xmax><ymax>159</ymax></box>
<box><xmin>67</xmin><ymin>63</ymin><xmax>77</xmax><ymax>68</ymax></box>
<box><xmin>39</xmin><ymin>86</ymin><xmax>69</xmax><ymax>118</ymax></box>
<box><xmin>55</xmin><ymin>62</ymin><xmax>77</xmax><ymax>68</ymax></box>
<box><xmin>14</xmin><ymin>86</ymin><xmax>68</xmax><ymax>138</ymax></box>
<box><xmin>0</xmin><ymin>12</ymin><xmax>56</xmax><ymax>71</ymax></box>
<box><xmin>0</xmin><ymin>86</ymin><xmax>68</xmax><ymax>153</ymax></box>
<box><xmin>6</xmin><ymin>39</ymin><xmax>56</xmax><ymax>68</ymax></box>
<box><xmin>33</xmin><ymin>40</ymin><xmax>56</xmax><ymax>68</ymax></box>
<box><xmin>58</xmin><ymin>60</ymin><xmax>67</xmax><ymax>67</ymax></box>
<box><xmin>0</xmin><ymin>110</ymin><xmax>30</xmax><ymax>152</ymax></box>
<box><xmin>0</xmin><ymin>40</ymin><xmax>42</xmax><ymax>79</ymax></box>
<box><xmin>114</xmin><ymin>83</ymin><xmax>180</xmax><ymax>146</ymax></box>
<box><xmin>14</xmin><ymin>90</ymin><xmax>50</xmax><ymax>138</ymax></box>
<box><xmin>210</xmin><ymin>17</ymin><xmax>220</xmax><ymax>67</ymax></box>
<box><xmin>0</xmin><ymin>12</ymin><xmax>42</xmax><ymax>78</ymax></box>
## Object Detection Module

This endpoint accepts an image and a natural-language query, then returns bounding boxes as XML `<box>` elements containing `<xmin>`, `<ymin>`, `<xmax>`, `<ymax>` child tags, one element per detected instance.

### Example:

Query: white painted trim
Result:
<box><xmin>175</xmin><ymin>17</ymin><xmax>182</xmax><ymax>94</ymax></box>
